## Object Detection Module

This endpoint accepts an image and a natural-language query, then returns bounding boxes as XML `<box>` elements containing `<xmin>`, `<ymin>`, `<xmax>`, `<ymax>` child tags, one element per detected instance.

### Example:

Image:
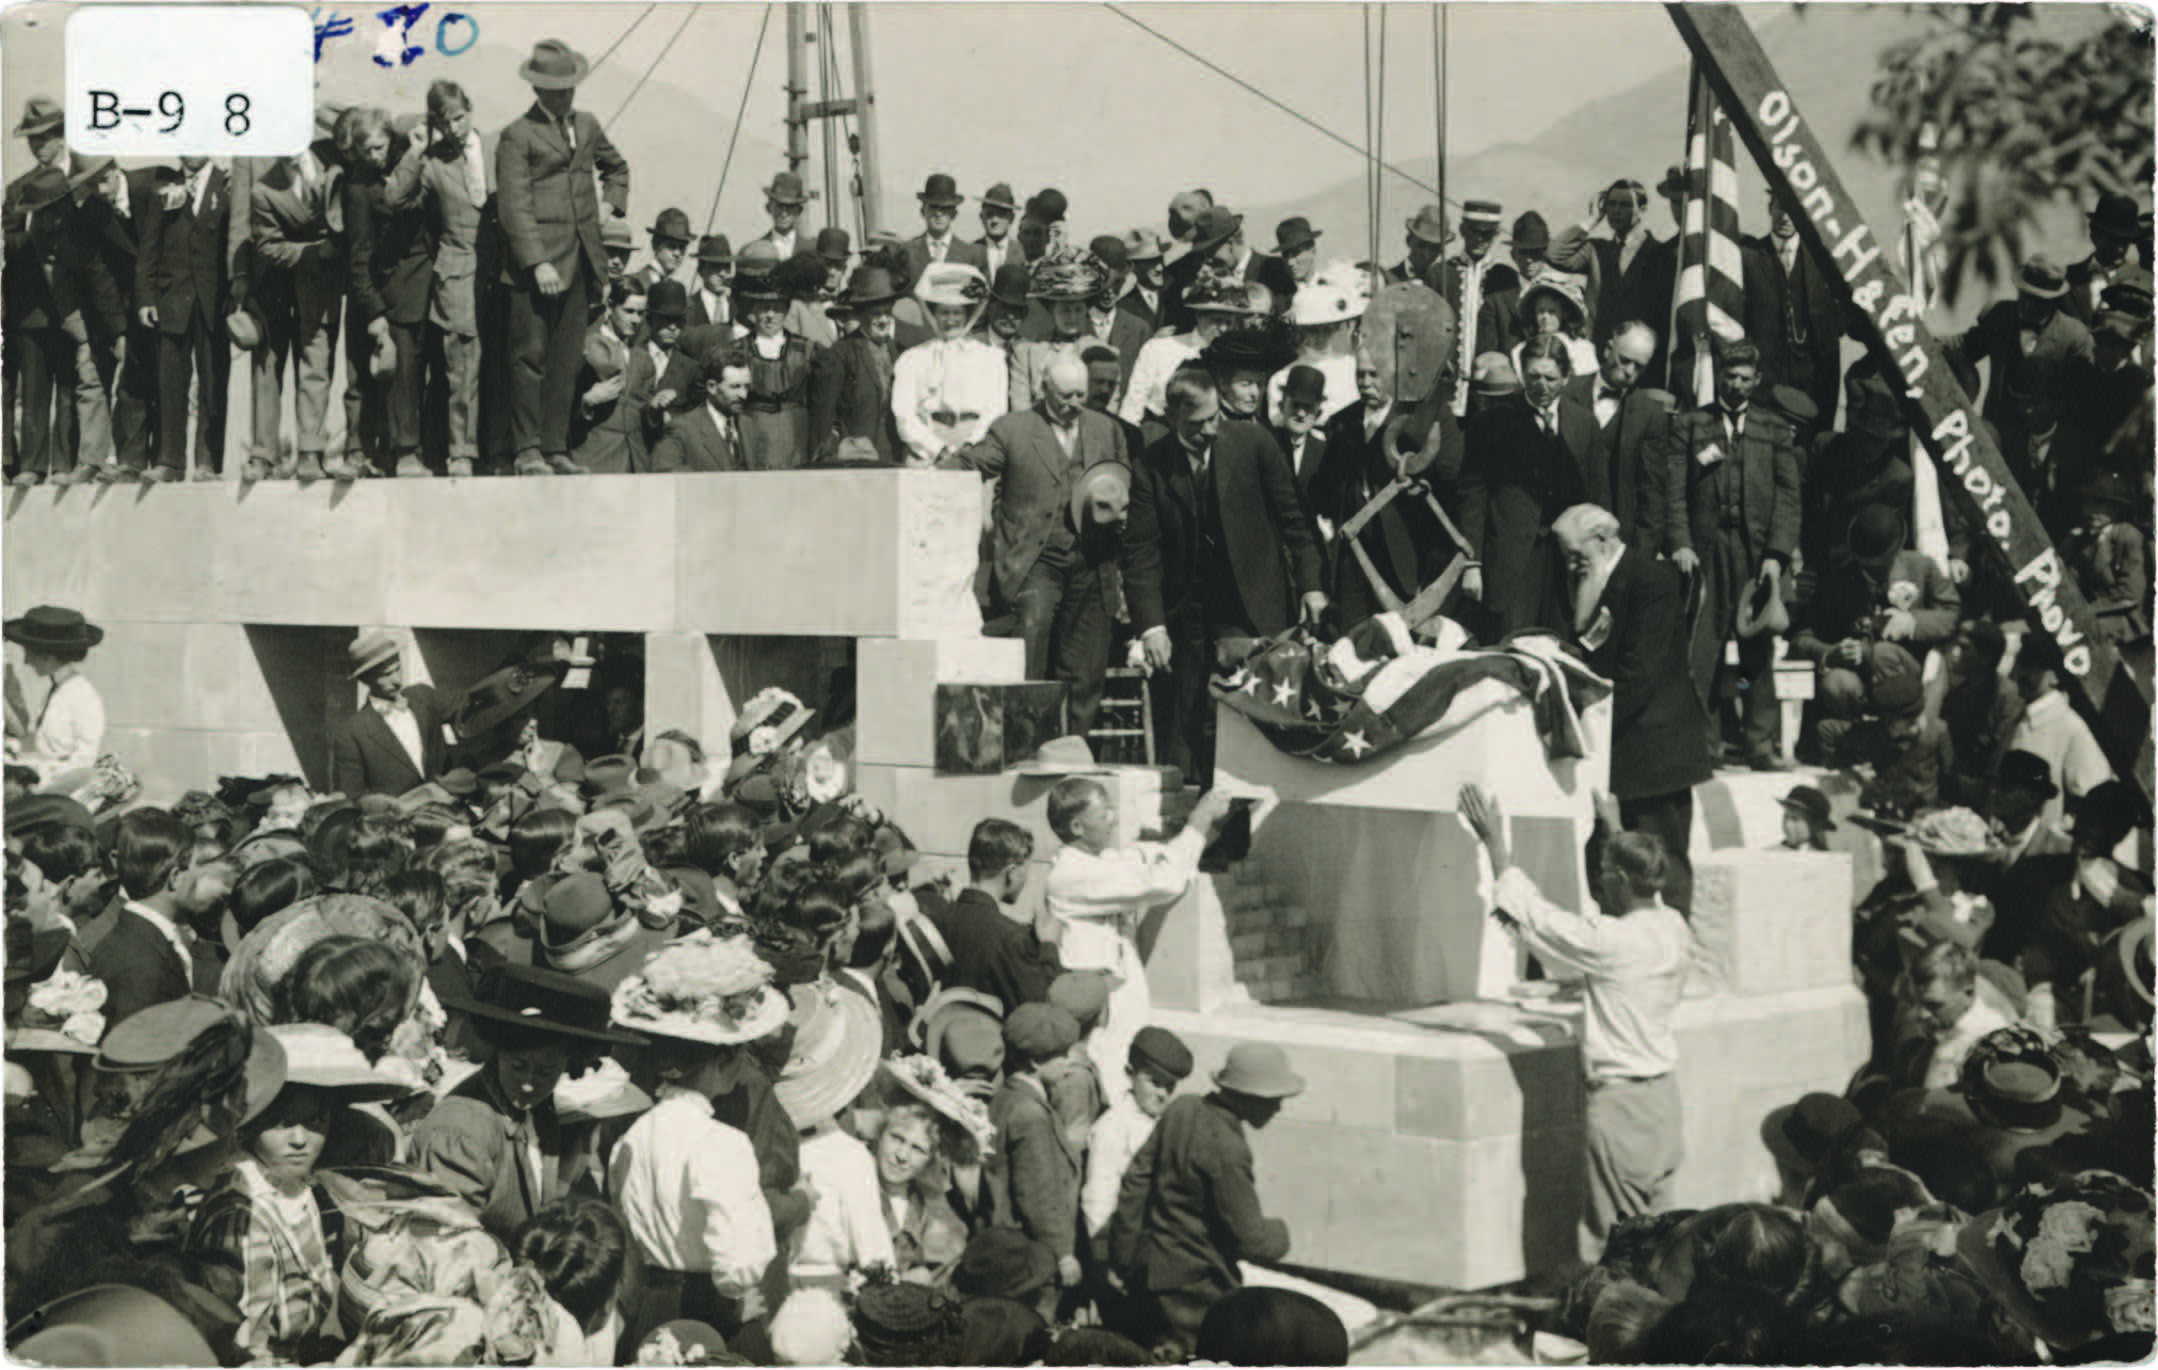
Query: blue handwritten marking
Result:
<box><xmin>373</xmin><ymin>3</ymin><xmax>428</xmax><ymax>67</ymax></box>
<box><xmin>311</xmin><ymin>7</ymin><xmax>355</xmax><ymax>61</ymax></box>
<box><xmin>436</xmin><ymin>11</ymin><xmax>478</xmax><ymax>56</ymax></box>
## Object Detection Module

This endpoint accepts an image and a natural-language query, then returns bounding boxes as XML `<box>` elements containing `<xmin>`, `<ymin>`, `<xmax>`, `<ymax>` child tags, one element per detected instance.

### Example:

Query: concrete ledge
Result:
<box><xmin>854</xmin><ymin>638</ymin><xmax>1028</xmax><ymax>768</ymax></box>
<box><xmin>3</xmin><ymin>471</ymin><xmax>987</xmax><ymax>638</ymax></box>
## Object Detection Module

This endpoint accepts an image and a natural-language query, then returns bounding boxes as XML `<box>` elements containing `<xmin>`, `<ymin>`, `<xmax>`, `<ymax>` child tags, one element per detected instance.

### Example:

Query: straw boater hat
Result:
<box><xmin>2016</xmin><ymin>255</ymin><xmax>2069</xmax><ymax>301</ymax></box>
<box><xmin>4</xmin><ymin>605</ymin><xmax>103</xmax><ymax>655</ymax></box>
<box><xmin>347</xmin><ymin>631</ymin><xmax>401</xmax><ymax>680</ymax></box>
<box><xmin>772</xmin><ymin>980</ymin><xmax>883</xmax><ymax>1126</ymax></box>
<box><xmin>611</xmin><ymin>931</ymin><xmax>790</xmax><ymax>1047</ymax></box>
<box><xmin>880</xmin><ymin>1054</ymin><xmax>997</xmax><ymax>1153</ymax></box>
<box><xmin>1460</xmin><ymin>199</ymin><xmax>1504</xmax><ymax>234</ymax></box>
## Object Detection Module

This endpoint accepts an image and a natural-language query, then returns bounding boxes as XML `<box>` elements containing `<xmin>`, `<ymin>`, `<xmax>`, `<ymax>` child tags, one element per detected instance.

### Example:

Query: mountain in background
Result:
<box><xmin>1249</xmin><ymin>5</ymin><xmax>2101</xmax><ymax>316</ymax></box>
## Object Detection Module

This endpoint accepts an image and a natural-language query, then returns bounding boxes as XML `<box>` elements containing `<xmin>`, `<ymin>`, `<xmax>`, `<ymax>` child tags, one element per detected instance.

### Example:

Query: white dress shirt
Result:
<box><xmin>1081</xmin><ymin>1088</ymin><xmax>1161</xmax><ymax>1237</ymax></box>
<box><xmin>608</xmin><ymin>1087</ymin><xmax>775</xmax><ymax>1295</ymax></box>
<box><xmin>792</xmin><ymin>1128</ymin><xmax>895</xmax><ymax>1279</ymax></box>
<box><xmin>983</xmin><ymin>238</ymin><xmax>1009</xmax><ymax>279</ymax></box>
<box><xmin>1493</xmin><ymin>867</ymin><xmax>1687</xmax><ymax>1083</ymax></box>
<box><xmin>1121</xmin><ymin>332</ymin><xmax>1203</xmax><ymax>423</ymax></box>
<box><xmin>17</xmin><ymin>672</ymin><xmax>105</xmax><ymax>783</ymax></box>
<box><xmin>2008</xmin><ymin>690</ymin><xmax>2113</xmax><ymax>827</ymax></box>
<box><xmin>372</xmin><ymin>694</ymin><xmax>426</xmax><ymax>772</ymax></box>
<box><xmin>767</xmin><ymin>229</ymin><xmax>798</xmax><ymax>260</ymax></box>
<box><xmin>1045</xmin><ymin>828</ymin><xmax>1208</xmax><ymax>1086</ymax></box>
<box><xmin>1920</xmin><ymin>993</ymin><xmax>2015</xmax><ymax>1091</ymax></box>
<box><xmin>1592</xmin><ymin>379</ymin><xmax>1625</xmax><ymax>429</ymax></box>
<box><xmin>892</xmin><ymin>336</ymin><xmax>1007</xmax><ymax>461</ymax></box>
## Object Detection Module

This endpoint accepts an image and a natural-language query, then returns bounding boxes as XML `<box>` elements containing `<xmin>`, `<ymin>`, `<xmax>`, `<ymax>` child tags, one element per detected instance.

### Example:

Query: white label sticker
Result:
<box><xmin>66</xmin><ymin>6</ymin><xmax>313</xmax><ymax>157</ymax></box>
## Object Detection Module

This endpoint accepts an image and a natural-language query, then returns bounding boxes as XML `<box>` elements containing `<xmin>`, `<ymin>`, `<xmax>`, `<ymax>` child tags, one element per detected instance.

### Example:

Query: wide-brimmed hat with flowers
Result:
<box><xmin>729</xmin><ymin>686</ymin><xmax>815</xmax><ymax>759</ymax></box>
<box><xmin>1903</xmin><ymin>806</ymin><xmax>1996</xmax><ymax>858</ymax></box>
<box><xmin>7</xmin><ymin>967</ymin><xmax>107</xmax><ymax>1055</ymax></box>
<box><xmin>1955</xmin><ymin>1169</ymin><xmax>2156</xmax><ymax>1353</ymax></box>
<box><xmin>611</xmin><ymin>931</ymin><xmax>790</xmax><ymax>1046</ymax></box>
<box><xmin>880</xmin><ymin>1054</ymin><xmax>995</xmax><ymax>1153</ymax></box>
<box><xmin>915</xmin><ymin>262</ymin><xmax>990</xmax><ymax>312</ymax></box>
<box><xmin>1026</xmin><ymin>247</ymin><xmax>1103</xmax><ymax>302</ymax></box>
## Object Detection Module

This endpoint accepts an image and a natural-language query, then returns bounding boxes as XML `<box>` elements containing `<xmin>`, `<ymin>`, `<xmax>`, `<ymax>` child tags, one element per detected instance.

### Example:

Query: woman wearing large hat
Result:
<box><xmin>5</xmin><ymin>606</ymin><xmax>106</xmax><ymax>788</ymax></box>
<box><xmin>867</xmin><ymin>1054</ymin><xmax>995</xmax><ymax>1283</ymax></box>
<box><xmin>410</xmin><ymin>964</ymin><xmax>646</xmax><ymax>1245</ymax></box>
<box><xmin>729</xmin><ymin>240</ymin><xmax>815</xmax><ymax>470</ymax></box>
<box><xmin>893</xmin><ymin>262</ymin><xmax>1006</xmax><ymax>463</ymax></box>
<box><xmin>807</xmin><ymin>265</ymin><xmax>905</xmax><ymax>464</ymax></box>
<box><xmin>608</xmin><ymin>932</ymin><xmax>791</xmax><ymax>1342</ymax></box>
<box><xmin>1511</xmin><ymin>273</ymin><xmax>1598</xmax><ymax>380</ymax></box>
<box><xmin>773</xmin><ymin>978</ymin><xmax>889</xmax><ymax>1290</ymax></box>
<box><xmin>182</xmin><ymin>1024</ymin><xmax>415</xmax><ymax>1364</ymax></box>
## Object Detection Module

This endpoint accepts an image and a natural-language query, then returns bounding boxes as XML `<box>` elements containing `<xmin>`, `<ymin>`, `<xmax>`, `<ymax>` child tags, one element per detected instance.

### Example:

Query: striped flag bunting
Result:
<box><xmin>1674</xmin><ymin>61</ymin><xmax>1746</xmax><ymax>407</ymax></box>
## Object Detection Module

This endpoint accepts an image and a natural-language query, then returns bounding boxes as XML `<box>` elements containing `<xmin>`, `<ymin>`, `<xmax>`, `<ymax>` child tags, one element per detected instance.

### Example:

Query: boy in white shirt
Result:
<box><xmin>1081</xmin><ymin>1025</ymin><xmax>1194</xmax><ymax>1243</ymax></box>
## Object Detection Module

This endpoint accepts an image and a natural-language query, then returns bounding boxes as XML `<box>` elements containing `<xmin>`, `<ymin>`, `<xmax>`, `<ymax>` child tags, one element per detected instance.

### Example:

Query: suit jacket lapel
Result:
<box><xmin>359</xmin><ymin>701</ymin><xmax>420</xmax><ymax>772</ymax></box>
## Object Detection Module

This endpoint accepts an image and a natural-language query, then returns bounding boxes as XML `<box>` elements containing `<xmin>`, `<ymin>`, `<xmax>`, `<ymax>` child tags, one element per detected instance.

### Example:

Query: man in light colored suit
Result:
<box><xmin>650</xmin><ymin>347</ymin><xmax>750</xmax><ymax>473</ymax></box>
<box><xmin>495</xmin><ymin>40</ymin><xmax>630</xmax><ymax>476</ymax></box>
<box><xmin>903</xmin><ymin>173</ymin><xmax>990</xmax><ymax>281</ymax></box>
<box><xmin>941</xmin><ymin>355</ymin><xmax>1130</xmax><ymax>734</ymax></box>
<box><xmin>389</xmin><ymin>81</ymin><xmax>491</xmax><ymax>477</ymax></box>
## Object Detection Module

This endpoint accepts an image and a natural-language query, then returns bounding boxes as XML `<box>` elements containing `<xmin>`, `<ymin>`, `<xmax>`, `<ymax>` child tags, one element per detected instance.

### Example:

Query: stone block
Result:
<box><xmin>1231</xmin><ymin>932</ymin><xmax>1269</xmax><ymax>961</ymax></box>
<box><xmin>857</xmin><ymin>762</ymin><xmax>1166</xmax><ymax>858</ymax></box>
<box><xmin>87</xmin><ymin>622</ymin><xmax>192</xmax><ymax>730</ymax></box>
<box><xmin>854</xmin><ymin>639</ymin><xmax>1025</xmax><ymax>768</ymax></box>
<box><xmin>1689</xmin><ymin>849</ymin><xmax>1854</xmax><ymax>997</ymax></box>
<box><xmin>1395</xmin><ymin>1044</ymin><xmax>1584</xmax><ymax>1142</ymax></box>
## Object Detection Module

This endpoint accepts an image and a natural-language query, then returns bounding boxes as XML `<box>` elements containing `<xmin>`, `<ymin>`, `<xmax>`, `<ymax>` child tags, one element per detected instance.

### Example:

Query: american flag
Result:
<box><xmin>1210</xmin><ymin>617</ymin><xmax>1611</xmax><ymax>767</ymax></box>
<box><xmin>1673</xmin><ymin>62</ymin><xmax>1746</xmax><ymax>407</ymax></box>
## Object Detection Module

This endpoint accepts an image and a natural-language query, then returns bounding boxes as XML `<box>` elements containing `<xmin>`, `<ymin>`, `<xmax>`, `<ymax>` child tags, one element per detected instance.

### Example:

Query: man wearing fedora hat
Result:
<box><xmin>686</xmin><ymin>234</ymin><xmax>735</xmax><ymax>330</ymax></box>
<box><xmin>905</xmin><ymin>174</ymin><xmax>989</xmax><ymax>279</ymax></box>
<box><xmin>6</xmin><ymin>158</ymin><xmax>127</xmax><ymax>487</ymax></box>
<box><xmin>754</xmin><ymin>171</ymin><xmax>809</xmax><ymax>261</ymax></box>
<box><xmin>5</xmin><ymin>96</ymin><xmax>82</xmax><ymax>485</ymax></box>
<box><xmin>807</xmin><ymin>265</ymin><xmax>904</xmax><ymax>464</ymax></box>
<box><xmin>1472</xmin><ymin>211</ymin><xmax>1554</xmax><ymax>363</ymax></box>
<box><xmin>1273</xmin><ymin>217</ymin><xmax>1322</xmax><ymax>286</ymax></box>
<box><xmin>572</xmin><ymin>278</ymin><xmax>668</xmax><ymax>474</ymax></box>
<box><xmin>1105</xmin><ymin>1041</ymin><xmax>1299</xmax><ymax>1354</ymax></box>
<box><xmin>630</xmin><ymin>206</ymin><xmax>694</xmax><ymax>294</ymax></box>
<box><xmin>134</xmin><ymin>152</ymin><xmax>232</xmax><ymax>480</ymax></box>
<box><xmin>942</xmin><ymin>355</ymin><xmax>1129</xmax><ymax>735</ymax></box>
<box><xmin>977</xmin><ymin>181</ymin><xmax>1020</xmax><ymax>279</ymax></box>
<box><xmin>330</xmin><ymin>630</ymin><xmax>456</xmax><ymax>797</ymax></box>
<box><xmin>1384</xmin><ymin>202</ymin><xmax>1451</xmax><ymax>287</ymax></box>
<box><xmin>1162</xmin><ymin>205</ymin><xmax>1272</xmax><ymax>334</ymax></box>
<box><xmin>2064</xmin><ymin>192</ymin><xmax>2151</xmax><ymax>327</ymax></box>
<box><xmin>1118</xmin><ymin>228</ymin><xmax>1167</xmax><ymax>333</ymax></box>
<box><xmin>496</xmin><ymin>38</ymin><xmax>632</xmax><ymax>477</ymax></box>
<box><xmin>1946</xmin><ymin>254</ymin><xmax>2093</xmax><ymax>429</ymax></box>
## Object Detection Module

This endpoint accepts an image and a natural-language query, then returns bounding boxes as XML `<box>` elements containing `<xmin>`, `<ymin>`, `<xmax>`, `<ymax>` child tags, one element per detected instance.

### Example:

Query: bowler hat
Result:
<box><xmin>451</xmin><ymin>663</ymin><xmax>563</xmax><ymax>740</ymax></box>
<box><xmin>1027</xmin><ymin>188</ymin><xmax>1069</xmax><ymax>224</ymax></box>
<box><xmin>815</xmin><ymin>226</ymin><xmax>851</xmax><ymax>265</ymax></box>
<box><xmin>1779</xmin><ymin>1090</ymin><xmax>1860</xmax><ymax>1162</ymax></box>
<box><xmin>1847</xmin><ymin>503</ymin><xmax>1907</xmax><ymax>562</ymax></box>
<box><xmin>3</xmin><ymin>605</ymin><xmax>102</xmax><ymax>654</ymax></box>
<box><xmin>1512</xmin><ymin>211</ymin><xmax>1551</xmax><ymax>253</ymax></box>
<box><xmin>649</xmin><ymin>207</ymin><xmax>692</xmax><ymax>243</ymax></box>
<box><xmin>1779</xmin><ymin>785</ymin><xmax>1836</xmax><ymax>834</ymax></box>
<box><xmin>918</xmin><ymin>173</ymin><xmax>965</xmax><ymax>208</ymax></box>
<box><xmin>1129</xmin><ymin>1025</ymin><xmax>1194</xmax><ymax>1081</ymax></box>
<box><xmin>696</xmin><ymin>233</ymin><xmax>735</xmax><ymax>266</ymax></box>
<box><xmin>1190</xmin><ymin>205</ymin><xmax>1245</xmax><ymax>255</ymax></box>
<box><xmin>438</xmin><ymin>962</ymin><xmax>647</xmax><ymax>1046</ymax></box>
<box><xmin>1088</xmin><ymin>234</ymin><xmax>1129</xmax><ymax>274</ymax></box>
<box><xmin>1121</xmin><ymin>227</ymin><xmax>1164</xmax><ymax>263</ymax></box>
<box><xmin>648</xmin><ymin>279</ymin><xmax>689</xmax><ymax>322</ymax></box>
<box><xmin>1997</xmin><ymin>748</ymin><xmax>2059</xmax><ymax>799</ymax></box>
<box><xmin>2016</xmin><ymin>255</ymin><xmax>2068</xmax><ymax>300</ymax></box>
<box><xmin>841</xmin><ymin>265</ymin><xmax>902</xmax><ymax>310</ymax></box>
<box><xmin>981</xmin><ymin>182</ymin><xmax>1019</xmax><ymax>214</ymax></box>
<box><xmin>764</xmin><ymin>172</ymin><xmax>809</xmax><ymax>206</ymax></box>
<box><xmin>988</xmin><ymin>261</ymin><xmax>1033</xmax><ymax>310</ymax></box>
<box><xmin>1405</xmin><ymin>203</ymin><xmax>1451</xmax><ymax>245</ymax></box>
<box><xmin>12</xmin><ymin>95</ymin><xmax>61</xmax><ymax>139</ymax></box>
<box><xmin>346</xmin><ymin>630</ymin><xmax>401</xmax><ymax>680</ymax></box>
<box><xmin>953</xmin><ymin>1228</ymin><xmax>1058</xmax><ymax>1301</ymax></box>
<box><xmin>518</xmin><ymin>38</ymin><xmax>590</xmax><ymax>90</ymax></box>
<box><xmin>1281</xmin><ymin>364</ymin><xmax>1326</xmax><ymax>409</ymax></box>
<box><xmin>1003</xmin><ymin>1003</ymin><xmax>1079</xmax><ymax>1059</ymax></box>
<box><xmin>1213</xmin><ymin>1041</ymin><xmax>1305</xmax><ymax>1098</ymax></box>
<box><xmin>2088</xmin><ymin>192</ymin><xmax>2141</xmax><ymax>241</ymax></box>
<box><xmin>1274</xmin><ymin>216</ymin><xmax>1322</xmax><ymax>255</ymax></box>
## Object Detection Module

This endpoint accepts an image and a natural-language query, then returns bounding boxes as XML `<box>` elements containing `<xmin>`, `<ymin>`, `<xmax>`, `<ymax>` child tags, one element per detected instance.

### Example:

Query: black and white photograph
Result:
<box><xmin>0</xmin><ymin>1</ymin><xmax>2152</xmax><ymax>1364</ymax></box>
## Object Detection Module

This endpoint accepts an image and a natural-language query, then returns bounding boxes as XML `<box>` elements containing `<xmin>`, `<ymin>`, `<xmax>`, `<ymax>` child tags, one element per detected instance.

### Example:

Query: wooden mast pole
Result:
<box><xmin>846</xmin><ymin>1</ymin><xmax>884</xmax><ymax>235</ymax></box>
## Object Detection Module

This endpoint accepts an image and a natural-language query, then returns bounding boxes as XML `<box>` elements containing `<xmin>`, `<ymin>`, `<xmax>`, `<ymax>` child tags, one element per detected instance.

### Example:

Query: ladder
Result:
<box><xmin>1668</xmin><ymin>2</ymin><xmax>2154</xmax><ymax>807</ymax></box>
<box><xmin>1088</xmin><ymin>663</ymin><xmax>1155</xmax><ymax>767</ymax></box>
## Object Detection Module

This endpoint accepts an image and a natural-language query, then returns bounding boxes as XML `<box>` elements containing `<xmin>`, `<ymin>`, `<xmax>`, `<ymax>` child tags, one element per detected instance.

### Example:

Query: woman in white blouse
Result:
<box><xmin>4</xmin><ymin>606</ymin><xmax>106</xmax><ymax>787</ymax></box>
<box><xmin>892</xmin><ymin>262</ymin><xmax>1006</xmax><ymax>464</ymax></box>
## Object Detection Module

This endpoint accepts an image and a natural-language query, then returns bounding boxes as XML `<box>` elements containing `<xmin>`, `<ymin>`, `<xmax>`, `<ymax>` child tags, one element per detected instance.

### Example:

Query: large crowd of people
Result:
<box><xmin>4</xmin><ymin>28</ymin><xmax>2156</xmax><ymax>1369</ymax></box>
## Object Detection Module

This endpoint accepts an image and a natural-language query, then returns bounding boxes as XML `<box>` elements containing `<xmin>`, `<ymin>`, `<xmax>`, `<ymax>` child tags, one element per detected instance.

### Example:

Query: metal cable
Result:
<box><xmin>603</xmin><ymin>4</ymin><xmax>700</xmax><ymax>133</ymax></box>
<box><xmin>705</xmin><ymin>3</ymin><xmax>778</xmax><ymax>235</ymax></box>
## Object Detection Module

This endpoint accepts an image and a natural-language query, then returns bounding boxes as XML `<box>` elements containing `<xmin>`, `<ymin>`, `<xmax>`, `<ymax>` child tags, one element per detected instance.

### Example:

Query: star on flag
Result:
<box><xmin>1270</xmin><ymin>679</ymin><xmax>1297</xmax><ymax>708</ymax></box>
<box><xmin>1339</xmin><ymin>730</ymin><xmax>1372</xmax><ymax>758</ymax></box>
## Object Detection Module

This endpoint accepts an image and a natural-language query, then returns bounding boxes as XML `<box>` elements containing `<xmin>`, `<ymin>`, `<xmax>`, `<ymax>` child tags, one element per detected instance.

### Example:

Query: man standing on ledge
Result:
<box><xmin>496</xmin><ymin>39</ymin><xmax>630</xmax><ymax>476</ymax></box>
<box><xmin>1460</xmin><ymin>783</ymin><xmax>1688</xmax><ymax>1262</ymax></box>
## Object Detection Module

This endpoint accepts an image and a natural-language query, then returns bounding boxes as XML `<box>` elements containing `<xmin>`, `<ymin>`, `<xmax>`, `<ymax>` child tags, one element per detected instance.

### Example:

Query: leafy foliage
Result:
<box><xmin>1851</xmin><ymin>4</ymin><xmax>2155</xmax><ymax>299</ymax></box>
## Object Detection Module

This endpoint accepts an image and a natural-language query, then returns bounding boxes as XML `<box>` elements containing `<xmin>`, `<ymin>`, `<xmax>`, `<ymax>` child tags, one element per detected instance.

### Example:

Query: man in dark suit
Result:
<box><xmin>988</xmin><ymin>1004</ymin><xmax>1087</xmax><ymax>1291</ymax></box>
<box><xmin>133</xmin><ymin>155</ymin><xmax>230</xmax><ymax>480</ymax></box>
<box><xmin>806</xmin><ymin>266</ymin><xmax>901</xmax><ymax>464</ymax></box>
<box><xmin>902</xmin><ymin>174</ymin><xmax>990</xmax><ymax>280</ymax></box>
<box><xmin>1313</xmin><ymin>357</ymin><xmax>1449</xmax><ymax>622</ymax></box>
<box><xmin>4</xmin><ymin>97</ymin><xmax>77</xmax><ymax>486</ymax></box>
<box><xmin>1740</xmin><ymin>192</ymin><xmax>1843</xmax><ymax>427</ymax></box>
<box><xmin>684</xmin><ymin>235</ymin><xmax>733</xmax><ymax>330</ymax></box>
<box><xmin>495</xmin><ymin>39</ymin><xmax>631</xmax><ymax>476</ymax></box>
<box><xmin>1555</xmin><ymin>322</ymin><xmax>1674</xmax><ymax>551</ymax></box>
<box><xmin>1083</xmin><ymin>345</ymin><xmax>1148</xmax><ymax>460</ymax></box>
<box><xmin>1083</xmin><ymin>235</ymin><xmax>1152</xmax><ymax>404</ymax></box>
<box><xmin>1384</xmin><ymin>203</ymin><xmax>1451</xmax><ymax>285</ymax></box>
<box><xmin>241</xmin><ymin>123</ymin><xmax>345</xmax><ymax>481</ymax></box>
<box><xmin>389</xmin><ymin>81</ymin><xmax>490</xmax><ymax>477</ymax></box>
<box><xmin>1106</xmin><ymin>1043</ymin><xmax>1299</xmax><ymax>1355</ymax></box>
<box><xmin>1658</xmin><ymin>337</ymin><xmax>1802</xmax><ymax>768</ymax></box>
<box><xmin>1474</xmin><ymin>211</ymin><xmax>1553</xmax><ymax>358</ymax></box>
<box><xmin>650</xmin><ymin>348</ymin><xmax>750</xmax><ymax>473</ymax></box>
<box><xmin>1550</xmin><ymin>180</ymin><xmax>1678</xmax><ymax>383</ymax></box>
<box><xmin>8</xmin><ymin>165</ymin><xmax>113</xmax><ymax>486</ymax></box>
<box><xmin>330</xmin><ymin>632</ymin><xmax>456</xmax><ymax>797</ymax></box>
<box><xmin>1122</xmin><ymin>368</ymin><xmax>1327</xmax><ymax>786</ymax></box>
<box><xmin>346</xmin><ymin>122</ymin><xmax>438</xmax><ymax>478</ymax></box>
<box><xmin>942</xmin><ymin>356</ymin><xmax>1129</xmax><ymax>735</ymax></box>
<box><xmin>1946</xmin><ymin>255</ymin><xmax>2095</xmax><ymax>428</ymax></box>
<box><xmin>106</xmin><ymin>164</ymin><xmax>172</xmax><ymax>479</ymax></box>
<box><xmin>2063</xmin><ymin>193</ymin><xmax>2148</xmax><ymax>328</ymax></box>
<box><xmin>1555</xmin><ymin>504</ymin><xmax>1711</xmax><ymax>914</ymax></box>
<box><xmin>1118</xmin><ymin>229</ymin><xmax>1166</xmax><ymax>334</ymax></box>
<box><xmin>1266</xmin><ymin>363</ymin><xmax>1329</xmax><ymax>502</ymax></box>
<box><xmin>937</xmin><ymin>818</ymin><xmax>1065</xmax><ymax>1013</ymax></box>
<box><xmin>89</xmin><ymin>809</ymin><xmax>237</xmax><ymax>1026</ymax></box>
